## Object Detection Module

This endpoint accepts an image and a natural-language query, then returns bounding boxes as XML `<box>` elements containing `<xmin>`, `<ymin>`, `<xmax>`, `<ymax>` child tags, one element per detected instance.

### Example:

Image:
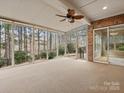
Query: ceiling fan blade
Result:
<box><xmin>60</xmin><ymin>19</ymin><xmax>66</xmax><ymax>22</ymax></box>
<box><xmin>56</xmin><ymin>14</ymin><xmax>66</xmax><ymax>18</ymax></box>
<box><xmin>73</xmin><ymin>15</ymin><xmax>84</xmax><ymax>20</ymax></box>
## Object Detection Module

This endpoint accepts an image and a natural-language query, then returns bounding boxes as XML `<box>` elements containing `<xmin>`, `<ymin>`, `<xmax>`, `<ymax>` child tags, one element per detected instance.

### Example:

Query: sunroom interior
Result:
<box><xmin>0</xmin><ymin>0</ymin><xmax>124</xmax><ymax>93</ymax></box>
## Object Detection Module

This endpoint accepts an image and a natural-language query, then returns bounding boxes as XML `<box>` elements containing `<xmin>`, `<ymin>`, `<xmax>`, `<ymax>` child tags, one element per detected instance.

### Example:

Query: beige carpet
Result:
<box><xmin>0</xmin><ymin>57</ymin><xmax>124</xmax><ymax>93</ymax></box>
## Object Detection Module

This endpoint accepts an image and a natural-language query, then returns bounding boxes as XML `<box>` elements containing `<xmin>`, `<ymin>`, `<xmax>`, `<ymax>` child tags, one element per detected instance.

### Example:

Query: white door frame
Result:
<box><xmin>93</xmin><ymin>27</ymin><xmax>109</xmax><ymax>64</ymax></box>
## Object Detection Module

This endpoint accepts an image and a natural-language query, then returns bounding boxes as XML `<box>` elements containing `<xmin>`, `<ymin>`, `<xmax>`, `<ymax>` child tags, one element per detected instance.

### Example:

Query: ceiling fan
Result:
<box><xmin>56</xmin><ymin>9</ymin><xmax>84</xmax><ymax>23</ymax></box>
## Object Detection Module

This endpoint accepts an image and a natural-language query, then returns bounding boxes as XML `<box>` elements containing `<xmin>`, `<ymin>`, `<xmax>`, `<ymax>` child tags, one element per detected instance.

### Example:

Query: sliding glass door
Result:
<box><xmin>94</xmin><ymin>28</ymin><xmax>108</xmax><ymax>63</ymax></box>
<box><xmin>94</xmin><ymin>25</ymin><xmax>124</xmax><ymax>66</ymax></box>
<box><xmin>109</xmin><ymin>26</ymin><xmax>124</xmax><ymax>66</ymax></box>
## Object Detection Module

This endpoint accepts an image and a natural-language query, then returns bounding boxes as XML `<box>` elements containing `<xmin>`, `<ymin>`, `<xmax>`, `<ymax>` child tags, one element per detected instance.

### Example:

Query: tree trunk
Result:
<box><xmin>49</xmin><ymin>32</ymin><xmax>52</xmax><ymax>51</ymax></box>
<box><xmin>55</xmin><ymin>34</ymin><xmax>56</xmax><ymax>49</ymax></box>
<box><xmin>18</xmin><ymin>26</ymin><xmax>23</xmax><ymax>51</ymax></box>
<box><xmin>29</xmin><ymin>33</ymin><xmax>32</xmax><ymax>53</ymax></box>
<box><xmin>24</xmin><ymin>27</ymin><xmax>27</xmax><ymax>52</ymax></box>
<box><xmin>4</xmin><ymin>24</ymin><xmax>11</xmax><ymax>65</ymax></box>
<box><xmin>0</xmin><ymin>24</ymin><xmax>1</xmax><ymax>57</ymax></box>
<box><xmin>38</xmin><ymin>30</ymin><xmax>40</xmax><ymax>56</ymax></box>
<box><xmin>43</xmin><ymin>32</ymin><xmax>46</xmax><ymax>51</ymax></box>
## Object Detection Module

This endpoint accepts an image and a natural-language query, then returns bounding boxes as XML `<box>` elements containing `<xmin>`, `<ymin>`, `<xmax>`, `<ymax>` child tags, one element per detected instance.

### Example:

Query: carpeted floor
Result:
<box><xmin>0</xmin><ymin>57</ymin><xmax>124</xmax><ymax>93</ymax></box>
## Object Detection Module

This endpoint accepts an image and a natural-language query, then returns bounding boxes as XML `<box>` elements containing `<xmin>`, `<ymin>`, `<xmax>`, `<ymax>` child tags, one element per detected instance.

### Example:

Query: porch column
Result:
<box><xmin>76</xmin><ymin>32</ymin><xmax>79</xmax><ymax>59</ymax></box>
<box><xmin>11</xmin><ymin>23</ymin><xmax>15</xmax><ymax>66</ymax></box>
<box><xmin>46</xmin><ymin>30</ymin><xmax>49</xmax><ymax>60</ymax></box>
<box><xmin>88</xmin><ymin>25</ymin><xmax>93</xmax><ymax>62</ymax></box>
<box><xmin>56</xmin><ymin>33</ymin><xmax>59</xmax><ymax>56</ymax></box>
<box><xmin>64</xmin><ymin>33</ymin><xmax>67</xmax><ymax>55</ymax></box>
<box><xmin>32</xmin><ymin>27</ymin><xmax>35</xmax><ymax>63</ymax></box>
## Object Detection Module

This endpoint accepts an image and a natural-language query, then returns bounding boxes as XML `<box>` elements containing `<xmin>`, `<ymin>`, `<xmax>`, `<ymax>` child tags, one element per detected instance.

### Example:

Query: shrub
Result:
<box><xmin>40</xmin><ymin>52</ymin><xmax>47</xmax><ymax>58</ymax></box>
<box><xmin>48</xmin><ymin>51</ymin><xmax>56</xmax><ymax>59</ymax></box>
<box><xmin>0</xmin><ymin>59</ymin><xmax>4</xmax><ymax>68</ymax></box>
<box><xmin>67</xmin><ymin>43</ymin><xmax>75</xmax><ymax>53</ymax></box>
<box><xmin>26</xmin><ymin>55</ymin><xmax>32</xmax><ymax>62</ymax></box>
<box><xmin>35</xmin><ymin>55</ymin><xmax>40</xmax><ymax>60</ymax></box>
<box><xmin>118</xmin><ymin>45</ymin><xmax>124</xmax><ymax>51</ymax></box>
<box><xmin>59</xmin><ymin>46</ymin><xmax>65</xmax><ymax>55</ymax></box>
<box><xmin>14</xmin><ymin>51</ymin><xmax>31</xmax><ymax>64</ymax></box>
<box><xmin>0</xmin><ymin>43</ymin><xmax>5</xmax><ymax>49</ymax></box>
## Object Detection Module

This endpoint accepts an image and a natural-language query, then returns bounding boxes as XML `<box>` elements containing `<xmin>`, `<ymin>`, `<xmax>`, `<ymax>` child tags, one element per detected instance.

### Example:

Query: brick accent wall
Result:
<box><xmin>88</xmin><ymin>14</ymin><xmax>124</xmax><ymax>62</ymax></box>
<box><xmin>88</xmin><ymin>25</ymin><xmax>93</xmax><ymax>62</ymax></box>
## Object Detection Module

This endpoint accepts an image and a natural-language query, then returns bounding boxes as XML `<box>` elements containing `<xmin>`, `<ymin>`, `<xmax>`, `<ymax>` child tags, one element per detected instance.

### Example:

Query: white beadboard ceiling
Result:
<box><xmin>66</xmin><ymin>0</ymin><xmax>124</xmax><ymax>21</ymax></box>
<box><xmin>0</xmin><ymin>0</ymin><xmax>122</xmax><ymax>32</ymax></box>
<box><xmin>0</xmin><ymin>0</ymin><xmax>89</xmax><ymax>32</ymax></box>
